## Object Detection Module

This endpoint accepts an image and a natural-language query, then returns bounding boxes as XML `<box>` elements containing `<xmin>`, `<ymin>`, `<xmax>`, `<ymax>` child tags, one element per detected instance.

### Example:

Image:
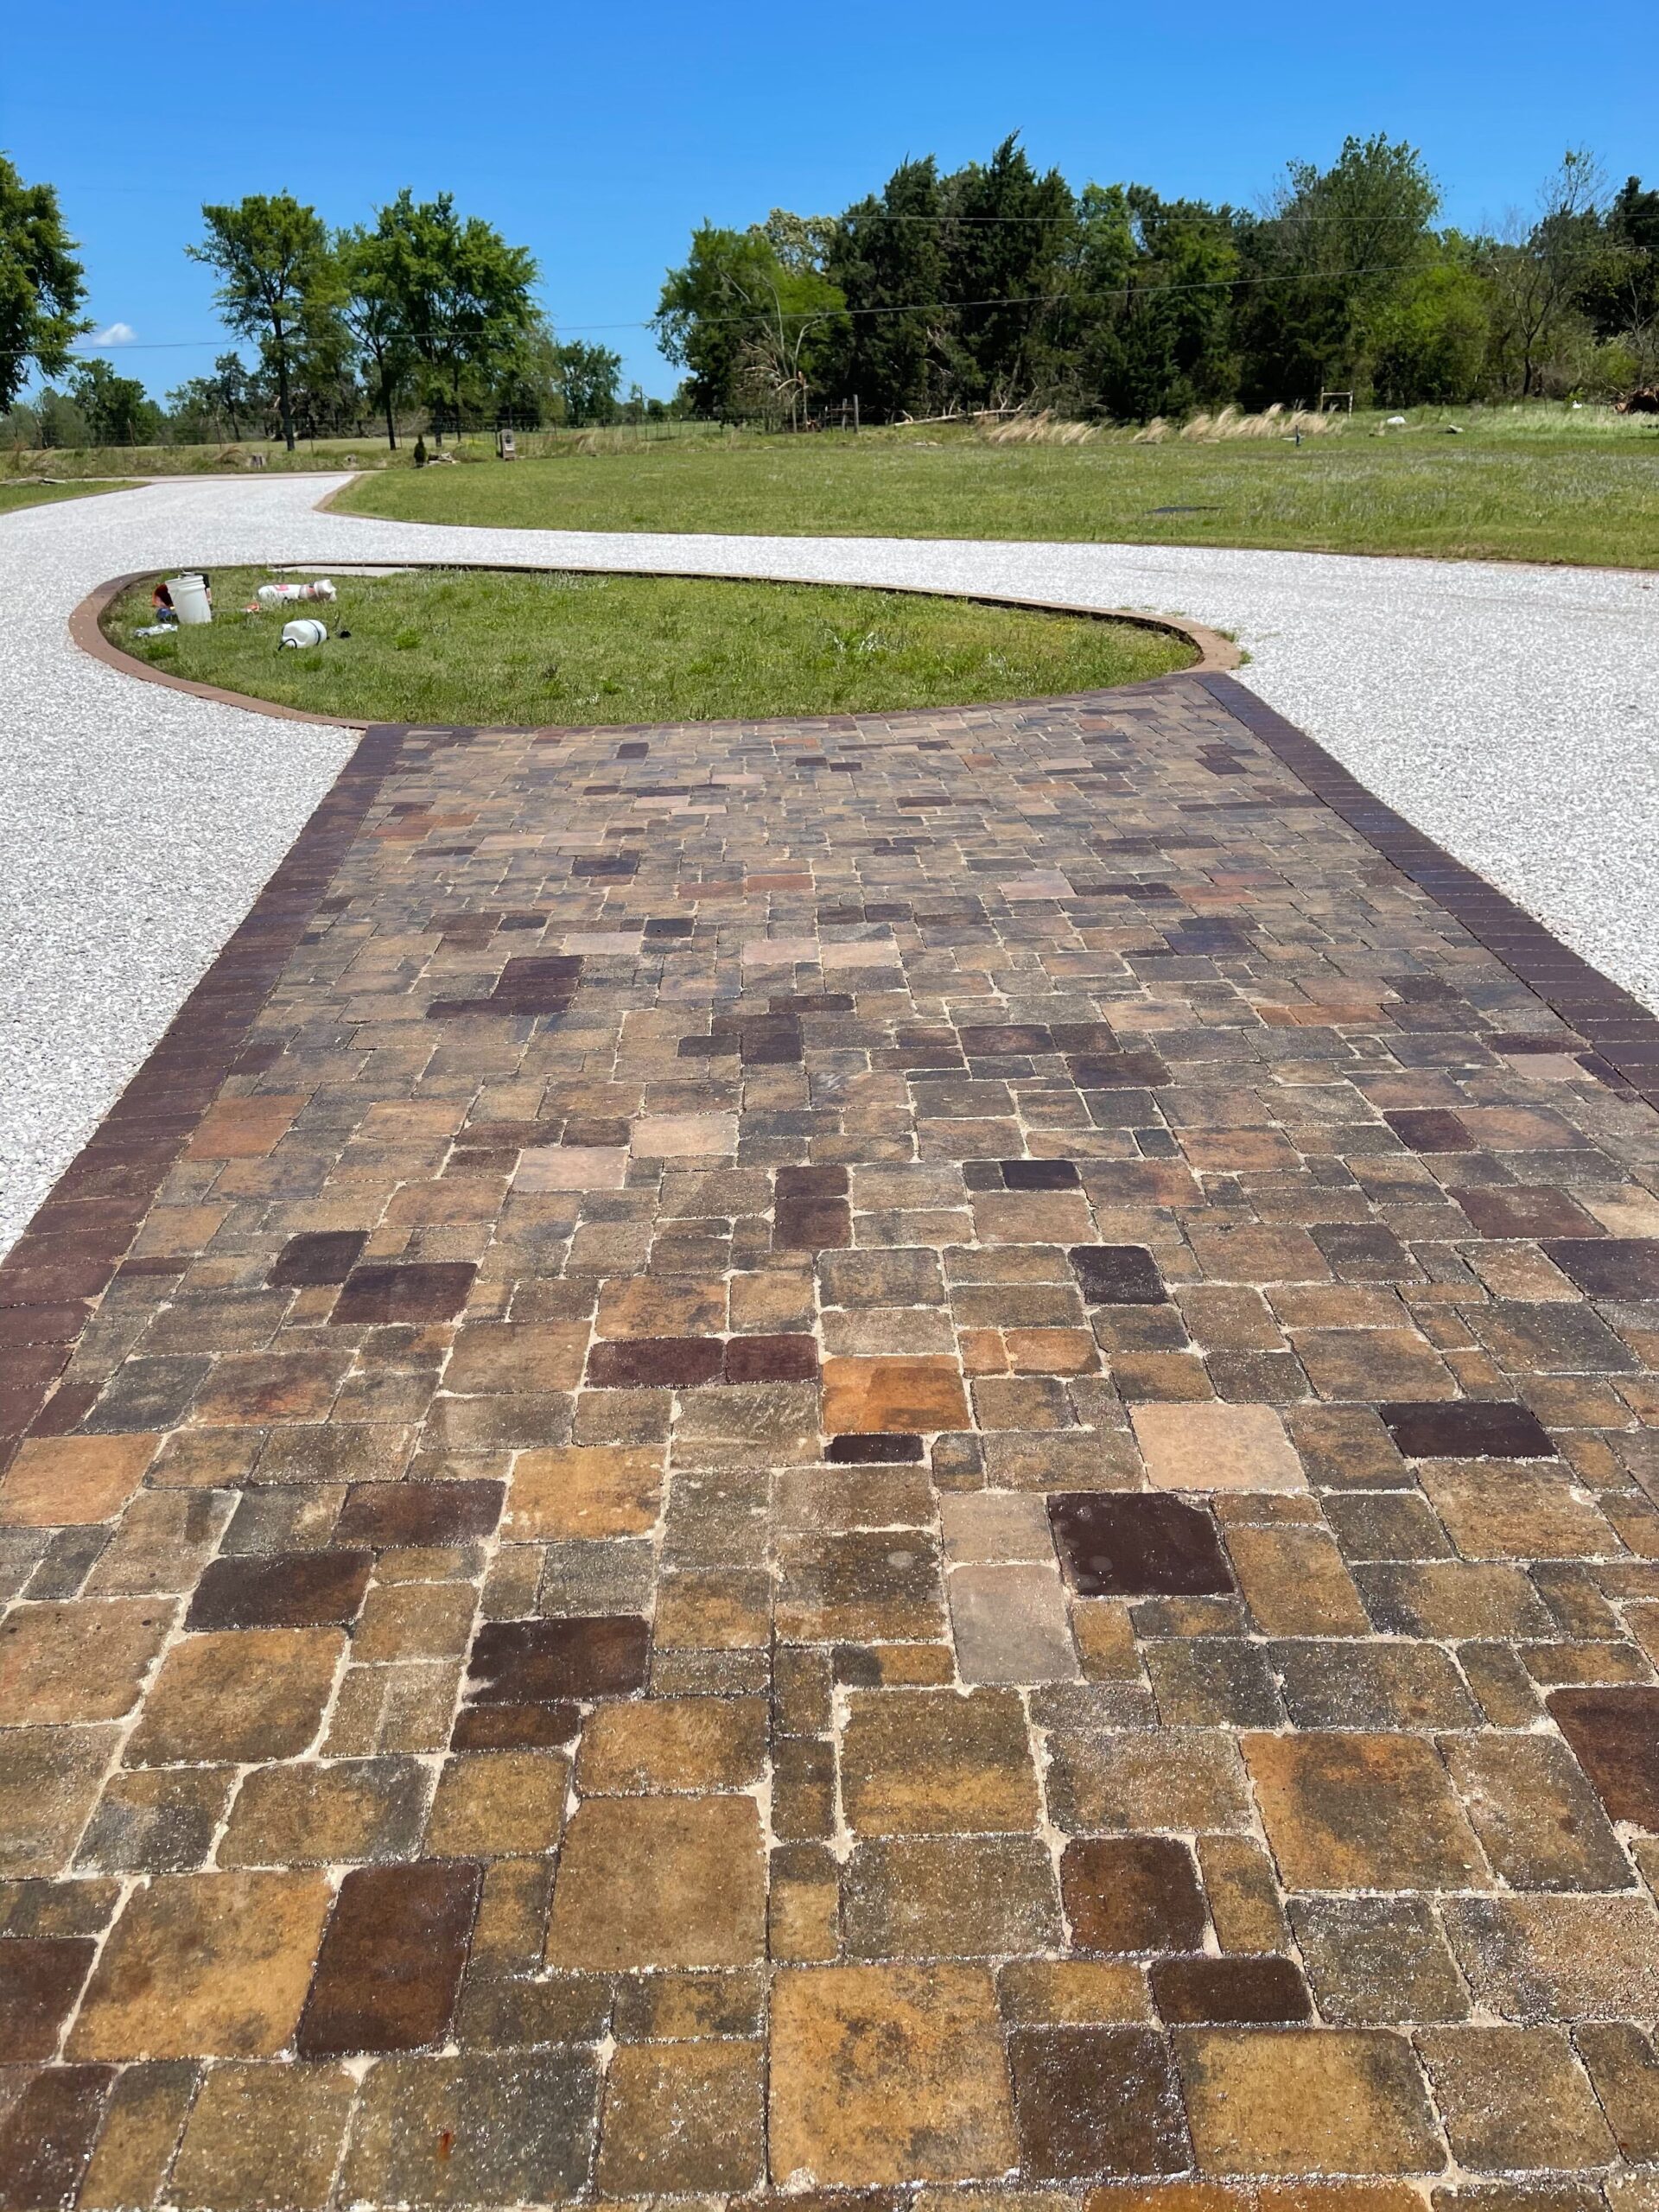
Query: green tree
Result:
<box><xmin>187</xmin><ymin>194</ymin><xmax>332</xmax><ymax>449</ymax></box>
<box><xmin>33</xmin><ymin>386</ymin><xmax>89</xmax><ymax>448</ymax></box>
<box><xmin>1369</xmin><ymin>257</ymin><xmax>1491</xmax><ymax>404</ymax></box>
<box><xmin>825</xmin><ymin>160</ymin><xmax>949</xmax><ymax>417</ymax></box>
<box><xmin>1576</xmin><ymin>175</ymin><xmax>1658</xmax><ymax>377</ymax></box>
<box><xmin>288</xmin><ymin>295</ymin><xmax>359</xmax><ymax>438</ymax></box>
<box><xmin>69</xmin><ymin>356</ymin><xmax>160</xmax><ymax>444</ymax></box>
<box><xmin>0</xmin><ymin>154</ymin><xmax>90</xmax><ymax>410</ymax></box>
<box><xmin>336</xmin><ymin>225</ymin><xmax>412</xmax><ymax>448</ymax></box>
<box><xmin>1236</xmin><ymin>135</ymin><xmax>1440</xmax><ymax>404</ymax></box>
<box><xmin>937</xmin><ymin>136</ymin><xmax>1077</xmax><ymax>410</ymax></box>
<box><xmin>173</xmin><ymin>353</ymin><xmax>269</xmax><ymax>440</ymax></box>
<box><xmin>1482</xmin><ymin>149</ymin><xmax>1608</xmax><ymax>396</ymax></box>
<box><xmin>556</xmin><ymin>339</ymin><xmax>623</xmax><ymax>426</ymax></box>
<box><xmin>373</xmin><ymin>190</ymin><xmax>538</xmax><ymax>440</ymax></box>
<box><xmin>1089</xmin><ymin>190</ymin><xmax>1241</xmax><ymax>421</ymax></box>
<box><xmin>491</xmin><ymin>317</ymin><xmax>562</xmax><ymax>426</ymax></box>
<box><xmin>656</xmin><ymin>225</ymin><xmax>845</xmax><ymax>421</ymax></box>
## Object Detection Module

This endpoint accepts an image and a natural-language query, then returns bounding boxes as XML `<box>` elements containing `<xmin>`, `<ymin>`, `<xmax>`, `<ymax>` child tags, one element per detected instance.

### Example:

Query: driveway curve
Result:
<box><xmin>2</xmin><ymin>469</ymin><xmax>1656</xmax><ymax>1254</ymax></box>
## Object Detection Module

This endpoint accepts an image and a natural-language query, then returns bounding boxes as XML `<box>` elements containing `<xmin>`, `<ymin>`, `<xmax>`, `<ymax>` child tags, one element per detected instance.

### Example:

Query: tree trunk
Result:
<box><xmin>273</xmin><ymin>315</ymin><xmax>296</xmax><ymax>450</ymax></box>
<box><xmin>381</xmin><ymin>363</ymin><xmax>397</xmax><ymax>450</ymax></box>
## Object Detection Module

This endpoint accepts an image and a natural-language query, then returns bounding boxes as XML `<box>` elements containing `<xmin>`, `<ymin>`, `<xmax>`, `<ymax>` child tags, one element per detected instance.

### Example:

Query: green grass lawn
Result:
<box><xmin>0</xmin><ymin>478</ymin><xmax>139</xmax><ymax>516</ymax></box>
<box><xmin>334</xmin><ymin>413</ymin><xmax>1659</xmax><ymax>567</ymax></box>
<box><xmin>103</xmin><ymin>565</ymin><xmax>1192</xmax><ymax>726</ymax></box>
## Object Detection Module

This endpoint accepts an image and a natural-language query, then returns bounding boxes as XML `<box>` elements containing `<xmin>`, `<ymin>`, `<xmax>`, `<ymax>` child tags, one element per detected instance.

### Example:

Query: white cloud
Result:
<box><xmin>93</xmin><ymin>322</ymin><xmax>137</xmax><ymax>346</ymax></box>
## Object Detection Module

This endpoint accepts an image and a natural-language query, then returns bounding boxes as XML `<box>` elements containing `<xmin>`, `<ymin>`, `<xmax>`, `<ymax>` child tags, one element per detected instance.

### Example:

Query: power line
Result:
<box><xmin>1</xmin><ymin>260</ymin><xmax>1433</xmax><ymax>366</ymax></box>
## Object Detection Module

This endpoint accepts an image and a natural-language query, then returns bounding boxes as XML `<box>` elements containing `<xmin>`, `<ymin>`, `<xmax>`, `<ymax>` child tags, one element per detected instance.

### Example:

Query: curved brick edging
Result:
<box><xmin>69</xmin><ymin>564</ymin><xmax>1240</xmax><ymax>729</ymax></box>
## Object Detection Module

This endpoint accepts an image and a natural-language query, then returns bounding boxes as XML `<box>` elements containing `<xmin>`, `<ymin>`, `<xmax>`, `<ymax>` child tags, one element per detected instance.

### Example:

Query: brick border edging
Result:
<box><xmin>0</xmin><ymin>724</ymin><xmax>407</xmax><ymax>1462</ymax></box>
<box><xmin>69</xmin><ymin>565</ymin><xmax>1240</xmax><ymax>729</ymax></box>
<box><xmin>1199</xmin><ymin>671</ymin><xmax>1659</xmax><ymax>1110</ymax></box>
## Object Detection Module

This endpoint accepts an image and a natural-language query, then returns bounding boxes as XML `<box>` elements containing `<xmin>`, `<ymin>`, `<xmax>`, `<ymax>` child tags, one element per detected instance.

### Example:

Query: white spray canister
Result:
<box><xmin>279</xmin><ymin>618</ymin><xmax>328</xmax><ymax>649</ymax></box>
<box><xmin>258</xmin><ymin>578</ymin><xmax>337</xmax><ymax>607</ymax></box>
<box><xmin>168</xmin><ymin>574</ymin><xmax>213</xmax><ymax>625</ymax></box>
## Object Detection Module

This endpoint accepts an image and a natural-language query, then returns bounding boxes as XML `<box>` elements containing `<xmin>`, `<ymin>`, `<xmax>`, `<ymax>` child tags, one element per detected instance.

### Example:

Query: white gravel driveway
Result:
<box><xmin>2</xmin><ymin>470</ymin><xmax>1655</xmax><ymax>1256</ymax></box>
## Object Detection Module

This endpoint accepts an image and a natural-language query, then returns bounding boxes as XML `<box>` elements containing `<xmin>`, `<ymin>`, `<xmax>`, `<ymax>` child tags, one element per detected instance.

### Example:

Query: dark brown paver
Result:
<box><xmin>2</xmin><ymin>672</ymin><xmax>1657</xmax><ymax>2201</ymax></box>
<box><xmin>297</xmin><ymin>1859</ymin><xmax>480</xmax><ymax>2054</ymax></box>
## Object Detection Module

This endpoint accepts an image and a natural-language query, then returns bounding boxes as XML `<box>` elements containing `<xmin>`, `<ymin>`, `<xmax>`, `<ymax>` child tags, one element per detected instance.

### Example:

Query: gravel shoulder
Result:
<box><xmin>3</xmin><ymin>471</ymin><xmax>1655</xmax><ymax>1255</ymax></box>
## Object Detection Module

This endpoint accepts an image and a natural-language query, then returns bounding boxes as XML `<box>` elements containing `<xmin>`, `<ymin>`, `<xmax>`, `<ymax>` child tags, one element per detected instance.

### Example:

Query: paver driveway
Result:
<box><xmin>3</xmin><ymin>665</ymin><xmax>1659</xmax><ymax>2206</ymax></box>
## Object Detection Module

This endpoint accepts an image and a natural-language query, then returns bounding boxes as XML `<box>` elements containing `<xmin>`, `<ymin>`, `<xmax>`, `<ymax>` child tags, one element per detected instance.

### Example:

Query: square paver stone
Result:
<box><xmin>840</xmin><ymin>1835</ymin><xmax>1062</xmax><ymax>1961</ymax></box>
<box><xmin>1131</xmin><ymin>1403</ymin><xmax>1306</xmax><ymax>1492</ymax></box>
<box><xmin>512</xmin><ymin>1146</ymin><xmax>628</xmax><ymax>1192</ymax></box>
<box><xmin>1069</xmin><ymin>1245</ymin><xmax>1168</xmax><ymax>1305</ymax></box>
<box><xmin>821</xmin><ymin>1357</ymin><xmax>969</xmax><ymax>1436</ymax></box>
<box><xmin>1442</xmin><ymin>1893</ymin><xmax>1659</xmax><ymax>2021</ymax></box>
<box><xmin>1417</xmin><ymin>2024</ymin><xmax>1617</xmax><ymax>2171</ymax></box>
<box><xmin>0</xmin><ymin>1934</ymin><xmax>98</xmax><ymax>2060</ymax></box>
<box><xmin>948</xmin><ymin>1562</ymin><xmax>1080</xmax><ymax>1685</ymax></box>
<box><xmin>0</xmin><ymin>1726</ymin><xmax>121</xmax><ymax>1878</ymax></box>
<box><xmin>505</xmin><ymin>1446</ymin><xmax>664</xmax><ymax>1539</ymax></box>
<box><xmin>840</xmin><ymin>1688</ymin><xmax>1039</xmax><ymax>1834</ymax></box>
<box><xmin>597</xmin><ymin>2039</ymin><xmax>766</xmax><ymax>2195</ymax></box>
<box><xmin>68</xmin><ymin>1872</ymin><xmax>333</xmax><ymax>2057</ymax></box>
<box><xmin>1009</xmin><ymin>2024</ymin><xmax>1189</xmax><ymax>2178</ymax></box>
<box><xmin>2</xmin><ymin>2066</ymin><xmax>127</xmax><ymax>2211</ymax></box>
<box><xmin>632</xmin><ymin>1114</ymin><xmax>738</xmax><ymax>1157</ymax></box>
<box><xmin>125</xmin><ymin>1628</ymin><xmax>344</xmax><ymax>1765</ymax></box>
<box><xmin>1061</xmin><ymin>1836</ymin><xmax>1208</xmax><ymax>1953</ymax></box>
<box><xmin>1175</xmin><ymin>2026</ymin><xmax>1442</xmax><ymax>2174</ymax></box>
<box><xmin>1244</xmin><ymin>1731</ymin><xmax>1488</xmax><ymax>1891</ymax></box>
<box><xmin>769</xmin><ymin>1964</ymin><xmax>1017</xmax><ymax>2184</ymax></box>
<box><xmin>0</xmin><ymin>1433</ymin><xmax>159</xmax><ymax>1527</ymax></box>
<box><xmin>545</xmin><ymin>1796</ymin><xmax>765</xmax><ymax>1967</ymax></box>
<box><xmin>298</xmin><ymin>1860</ymin><xmax>480</xmax><ymax>2055</ymax></box>
<box><xmin>340</xmin><ymin>2051</ymin><xmax>597</xmax><ymax>2206</ymax></box>
<box><xmin>0</xmin><ymin>1598</ymin><xmax>173</xmax><ymax>1725</ymax></box>
<box><xmin>168</xmin><ymin>2060</ymin><xmax>357</xmax><ymax>2210</ymax></box>
<box><xmin>465</xmin><ymin>1615</ymin><xmax>649</xmax><ymax>1705</ymax></box>
<box><xmin>1049</xmin><ymin>1493</ymin><xmax>1234</xmax><ymax>1598</ymax></box>
<box><xmin>1548</xmin><ymin>1688</ymin><xmax>1659</xmax><ymax>1830</ymax></box>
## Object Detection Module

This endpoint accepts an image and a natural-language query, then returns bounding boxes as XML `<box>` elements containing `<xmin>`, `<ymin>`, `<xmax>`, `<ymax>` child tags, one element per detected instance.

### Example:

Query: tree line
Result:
<box><xmin>0</xmin><ymin>163</ymin><xmax>632</xmax><ymax>450</ymax></box>
<box><xmin>654</xmin><ymin>136</ymin><xmax>1659</xmax><ymax>423</ymax></box>
<box><xmin>4</xmin><ymin>138</ymin><xmax>1656</xmax><ymax>453</ymax></box>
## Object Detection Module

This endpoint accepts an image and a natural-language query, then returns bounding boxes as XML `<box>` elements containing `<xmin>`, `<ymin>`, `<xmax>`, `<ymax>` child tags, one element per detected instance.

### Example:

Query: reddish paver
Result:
<box><xmin>1</xmin><ymin>672</ymin><xmax>1657</xmax><ymax>2202</ymax></box>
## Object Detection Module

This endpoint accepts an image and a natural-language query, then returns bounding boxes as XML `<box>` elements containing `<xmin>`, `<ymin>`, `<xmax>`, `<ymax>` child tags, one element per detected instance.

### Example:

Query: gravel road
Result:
<box><xmin>2</xmin><ymin>470</ymin><xmax>1655</xmax><ymax>1255</ymax></box>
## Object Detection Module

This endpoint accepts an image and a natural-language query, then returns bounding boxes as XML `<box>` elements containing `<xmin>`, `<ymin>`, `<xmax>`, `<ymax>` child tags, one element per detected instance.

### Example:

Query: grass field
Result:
<box><xmin>103</xmin><ymin>565</ymin><xmax>1192</xmax><ymax>726</ymax></box>
<box><xmin>334</xmin><ymin>410</ymin><xmax>1659</xmax><ymax>567</ymax></box>
<box><xmin>0</xmin><ymin>478</ymin><xmax>137</xmax><ymax>517</ymax></box>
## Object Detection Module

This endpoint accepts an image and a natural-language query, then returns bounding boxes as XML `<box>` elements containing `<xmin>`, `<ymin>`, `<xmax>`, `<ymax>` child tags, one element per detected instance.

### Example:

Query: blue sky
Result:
<box><xmin>6</xmin><ymin>0</ymin><xmax>1652</xmax><ymax>402</ymax></box>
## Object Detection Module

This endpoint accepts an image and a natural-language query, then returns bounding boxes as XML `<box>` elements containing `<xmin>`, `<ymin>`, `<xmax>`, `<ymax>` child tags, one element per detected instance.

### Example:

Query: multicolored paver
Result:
<box><xmin>3</xmin><ymin>666</ymin><xmax>1659</xmax><ymax>2209</ymax></box>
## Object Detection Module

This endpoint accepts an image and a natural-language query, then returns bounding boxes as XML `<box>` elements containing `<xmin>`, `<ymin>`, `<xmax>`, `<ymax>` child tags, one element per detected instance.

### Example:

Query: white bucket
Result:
<box><xmin>280</xmin><ymin>618</ymin><xmax>328</xmax><ymax>650</ymax></box>
<box><xmin>168</xmin><ymin>573</ymin><xmax>213</xmax><ymax>626</ymax></box>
